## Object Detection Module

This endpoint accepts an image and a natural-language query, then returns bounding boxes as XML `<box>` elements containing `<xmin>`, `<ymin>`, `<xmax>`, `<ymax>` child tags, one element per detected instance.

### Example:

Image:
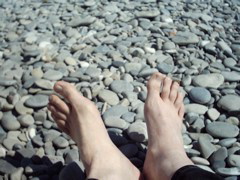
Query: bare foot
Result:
<box><xmin>48</xmin><ymin>81</ymin><xmax>141</xmax><ymax>180</ymax></box>
<box><xmin>143</xmin><ymin>73</ymin><xmax>193</xmax><ymax>180</ymax></box>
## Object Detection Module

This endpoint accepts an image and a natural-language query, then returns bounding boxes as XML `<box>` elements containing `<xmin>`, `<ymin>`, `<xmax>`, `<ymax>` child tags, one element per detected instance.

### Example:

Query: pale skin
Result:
<box><xmin>48</xmin><ymin>72</ymin><xmax>193</xmax><ymax>180</ymax></box>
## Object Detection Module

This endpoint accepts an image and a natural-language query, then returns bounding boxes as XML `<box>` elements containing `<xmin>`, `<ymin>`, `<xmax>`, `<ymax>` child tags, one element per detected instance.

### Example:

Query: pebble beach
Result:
<box><xmin>0</xmin><ymin>0</ymin><xmax>240</xmax><ymax>179</ymax></box>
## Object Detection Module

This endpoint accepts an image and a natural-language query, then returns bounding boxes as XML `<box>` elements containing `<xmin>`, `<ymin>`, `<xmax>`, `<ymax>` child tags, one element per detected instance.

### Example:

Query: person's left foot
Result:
<box><xmin>48</xmin><ymin>81</ymin><xmax>141</xmax><ymax>180</ymax></box>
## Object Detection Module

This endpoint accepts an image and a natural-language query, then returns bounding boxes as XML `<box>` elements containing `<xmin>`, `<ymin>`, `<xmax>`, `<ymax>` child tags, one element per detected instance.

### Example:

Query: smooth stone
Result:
<box><xmin>121</xmin><ymin>112</ymin><xmax>136</xmax><ymax>123</ymax></box>
<box><xmin>207</xmin><ymin>108</ymin><xmax>220</xmax><ymax>121</ymax></box>
<box><xmin>189</xmin><ymin>87</ymin><xmax>211</xmax><ymax>104</ymax></box>
<box><xmin>0</xmin><ymin>77</ymin><xmax>17</xmax><ymax>86</ymax></box>
<box><xmin>228</xmin><ymin>155</ymin><xmax>240</xmax><ymax>167</ymax></box>
<box><xmin>16</xmin><ymin>148</ymin><xmax>35</xmax><ymax>159</ymax></box>
<box><xmin>0</xmin><ymin>159</ymin><xmax>17</xmax><ymax>174</ymax></box>
<box><xmin>221</xmin><ymin>71</ymin><xmax>240</xmax><ymax>82</ymax></box>
<box><xmin>68</xmin><ymin>16</ymin><xmax>96</xmax><ymax>27</ymax></box>
<box><xmin>35</xmin><ymin>79</ymin><xmax>54</xmax><ymax>90</ymax></box>
<box><xmin>104</xmin><ymin>118</ymin><xmax>129</xmax><ymax>130</ymax></box>
<box><xmin>199</xmin><ymin>136</ymin><xmax>216</xmax><ymax>159</ymax></box>
<box><xmin>32</xmin><ymin>135</ymin><xmax>44</xmax><ymax>147</ymax></box>
<box><xmin>43</xmin><ymin>129</ymin><xmax>61</xmax><ymax>142</ymax></box>
<box><xmin>135</xmin><ymin>10</ymin><xmax>160</xmax><ymax>18</ymax></box>
<box><xmin>28</xmin><ymin>127</ymin><xmax>36</xmax><ymax>139</ymax></box>
<box><xmin>192</xmin><ymin>73</ymin><xmax>224</xmax><ymax>88</ymax></box>
<box><xmin>53</xmin><ymin>136</ymin><xmax>69</xmax><ymax>148</ymax></box>
<box><xmin>43</xmin><ymin>69</ymin><xmax>63</xmax><ymax>80</ymax></box>
<box><xmin>138</xmin><ymin>68</ymin><xmax>158</xmax><ymax>78</ymax></box>
<box><xmin>217</xmin><ymin>95</ymin><xmax>240</xmax><ymax>113</ymax></box>
<box><xmin>191</xmin><ymin>157</ymin><xmax>210</xmax><ymax>166</ymax></box>
<box><xmin>206</xmin><ymin>122</ymin><xmax>239</xmax><ymax>138</ymax></box>
<box><xmin>217</xmin><ymin>41</ymin><xmax>232</xmax><ymax>54</ymax></box>
<box><xmin>172</xmin><ymin>32</ymin><xmax>199</xmax><ymax>45</ymax></box>
<box><xmin>84</xmin><ymin>67</ymin><xmax>101</xmax><ymax>78</ymax></box>
<box><xmin>223</xmin><ymin>58</ymin><xmax>237</xmax><ymax>67</ymax></box>
<box><xmin>127</xmin><ymin>121</ymin><xmax>148</xmax><ymax>142</ymax></box>
<box><xmin>162</xmin><ymin>41</ymin><xmax>176</xmax><ymax>50</ymax></box>
<box><xmin>185</xmin><ymin>104</ymin><xmax>208</xmax><ymax>114</ymax></box>
<box><xmin>110</xmin><ymin>80</ymin><xmax>134</xmax><ymax>94</ymax></box>
<box><xmin>119</xmin><ymin>144</ymin><xmax>138</xmax><ymax>158</ymax></box>
<box><xmin>3</xmin><ymin>138</ymin><xmax>24</xmax><ymax>150</ymax></box>
<box><xmin>10</xmin><ymin>167</ymin><xmax>24</xmax><ymax>180</ymax></box>
<box><xmin>65</xmin><ymin>149</ymin><xmax>79</xmax><ymax>164</ymax></box>
<box><xmin>65</xmin><ymin>57</ymin><xmax>77</xmax><ymax>66</ymax></box>
<box><xmin>1</xmin><ymin>111</ymin><xmax>20</xmax><ymax>131</ymax></box>
<box><xmin>210</xmin><ymin>147</ymin><xmax>228</xmax><ymax>166</ymax></box>
<box><xmin>98</xmin><ymin>89</ymin><xmax>119</xmax><ymax>105</ymax></box>
<box><xmin>18</xmin><ymin>114</ymin><xmax>34</xmax><ymax>127</ymax></box>
<box><xmin>157</xmin><ymin>63</ymin><xmax>174</xmax><ymax>74</ymax></box>
<box><xmin>124</xmin><ymin>63</ymin><xmax>142</xmax><ymax>74</ymax></box>
<box><xmin>31</xmin><ymin>68</ymin><xmax>43</xmax><ymax>79</ymax></box>
<box><xmin>216</xmin><ymin>167</ymin><xmax>240</xmax><ymax>176</ymax></box>
<box><xmin>25</xmin><ymin>95</ymin><xmax>49</xmax><ymax>108</ymax></box>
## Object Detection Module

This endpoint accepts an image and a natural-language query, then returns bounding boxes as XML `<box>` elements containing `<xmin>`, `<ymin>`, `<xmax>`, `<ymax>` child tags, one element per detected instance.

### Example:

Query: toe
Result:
<box><xmin>51</xmin><ymin>114</ymin><xmax>70</xmax><ymax>135</ymax></box>
<box><xmin>54</xmin><ymin>81</ymin><xmax>81</xmax><ymax>103</ymax></box>
<box><xmin>161</xmin><ymin>76</ymin><xmax>172</xmax><ymax>100</ymax></box>
<box><xmin>174</xmin><ymin>92</ymin><xmax>184</xmax><ymax>109</ymax></box>
<box><xmin>48</xmin><ymin>104</ymin><xmax>67</xmax><ymax>121</ymax></box>
<box><xmin>49</xmin><ymin>95</ymin><xmax>70</xmax><ymax>115</ymax></box>
<box><xmin>147</xmin><ymin>73</ymin><xmax>165</xmax><ymax>96</ymax></box>
<box><xmin>178</xmin><ymin>104</ymin><xmax>185</xmax><ymax>119</ymax></box>
<box><xmin>169</xmin><ymin>81</ymin><xmax>179</xmax><ymax>102</ymax></box>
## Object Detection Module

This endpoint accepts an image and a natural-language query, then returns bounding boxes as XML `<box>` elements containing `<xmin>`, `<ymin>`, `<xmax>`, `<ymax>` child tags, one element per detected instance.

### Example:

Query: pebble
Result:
<box><xmin>221</xmin><ymin>71</ymin><xmax>240</xmax><ymax>82</ymax></box>
<box><xmin>127</xmin><ymin>121</ymin><xmax>148</xmax><ymax>142</ymax></box>
<box><xmin>15</xmin><ymin>100</ymin><xmax>34</xmax><ymax>115</ymax></box>
<box><xmin>192</xmin><ymin>73</ymin><xmax>224</xmax><ymax>88</ymax></box>
<box><xmin>25</xmin><ymin>95</ymin><xmax>49</xmax><ymax>108</ymax></box>
<box><xmin>110</xmin><ymin>80</ymin><xmax>134</xmax><ymax>94</ymax></box>
<box><xmin>227</xmin><ymin>155</ymin><xmax>240</xmax><ymax>167</ymax></box>
<box><xmin>10</xmin><ymin>167</ymin><xmax>24</xmax><ymax>180</ymax></box>
<box><xmin>206</xmin><ymin>122</ymin><xmax>239</xmax><ymax>138</ymax></box>
<box><xmin>1</xmin><ymin>111</ymin><xmax>20</xmax><ymax>131</ymax></box>
<box><xmin>43</xmin><ymin>69</ymin><xmax>63</xmax><ymax>81</ymax></box>
<box><xmin>207</xmin><ymin>108</ymin><xmax>220</xmax><ymax>121</ymax></box>
<box><xmin>104</xmin><ymin>118</ymin><xmax>129</xmax><ymax>130</ymax></box>
<box><xmin>35</xmin><ymin>79</ymin><xmax>54</xmax><ymax>90</ymax></box>
<box><xmin>172</xmin><ymin>32</ymin><xmax>199</xmax><ymax>45</ymax></box>
<box><xmin>216</xmin><ymin>167</ymin><xmax>240</xmax><ymax>176</ymax></box>
<box><xmin>98</xmin><ymin>89</ymin><xmax>119</xmax><ymax>105</ymax></box>
<box><xmin>189</xmin><ymin>87</ymin><xmax>211</xmax><ymax>104</ymax></box>
<box><xmin>198</xmin><ymin>136</ymin><xmax>216</xmax><ymax>159</ymax></box>
<box><xmin>185</xmin><ymin>104</ymin><xmax>208</xmax><ymax>115</ymax></box>
<box><xmin>68</xmin><ymin>16</ymin><xmax>96</xmax><ymax>27</ymax></box>
<box><xmin>191</xmin><ymin>157</ymin><xmax>210</xmax><ymax>166</ymax></box>
<box><xmin>65</xmin><ymin>57</ymin><xmax>77</xmax><ymax>66</ymax></box>
<box><xmin>0</xmin><ymin>159</ymin><xmax>17</xmax><ymax>174</ymax></box>
<box><xmin>217</xmin><ymin>95</ymin><xmax>240</xmax><ymax>113</ymax></box>
<box><xmin>18</xmin><ymin>114</ymin><xmax>34</xmax><ymax>127</ymax></box>
<box><xmin>53</xmin><ymin>136</ymin><xmax>69</xmax><ymax>148</ymax></box>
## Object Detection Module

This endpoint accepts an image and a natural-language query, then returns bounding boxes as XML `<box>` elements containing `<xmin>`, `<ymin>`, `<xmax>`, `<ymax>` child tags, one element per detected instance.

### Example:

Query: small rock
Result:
<box><xmin>207</xmin><ymin>108</ymin><xmax>220</xmax><ymax>121</ymax></box>
<box><xmin>98</xmin><ymin>89</ymin><xmax>119</xmax><ymax>105</ymax></box>
<box><xmin>189</xmin><ymin>87</ymin><xmax>211</xmax><ymax>104</ymax></box>
<box><xmin>110</xmin><ymin>80</ymin><xmax>134</xmax><ymax>94</ymax></box>
<box><xmin>127</xmin><ymin>121</ymin><xmax>148</xmax><ymax>142</ymax></box>
<box><xmin>18</xmin><ymin>114</ymin><xmax>34</xmax><ymax>127</ymax></box>
<box><xmin>25</xmin><ymin>95</ymin><xmax>49</xmax><ymax>108</ymax></box>
<box><xmin>192</xmin><ymin>73</ymin><xmax>224</xmax><ymax>88</ymax></box>
<box><xmin>1</xmin><ymin>111</ymin><xmax>20</xmax><ymax>131</ymax></box>
<box><xmin>185</xmin><ymin>104</ymin><xmax>208</xmax><ymax>114</ymax></box>
<box><xmin>217</xmin><ymin>95</ymin><xmax>240</xmax><ymax>113</ymax></box>
<box><xmin>206</xmin><ymin>122</ymin><xmax>239</xmax><ymax>138</ymax></box>
<box><xmin>43</xmin><ymin>69</ymin><xmax>63</xmax><ymax>81</ymax></box>
<box><xmin>172</xmin><ymin>32</ymin><xmax>199</xmax><ymax>45</ymax></box>
<box><xmin>53</xmin><ymin>136</ymin><xmax>69</xmax><ymax>148</ymax></box>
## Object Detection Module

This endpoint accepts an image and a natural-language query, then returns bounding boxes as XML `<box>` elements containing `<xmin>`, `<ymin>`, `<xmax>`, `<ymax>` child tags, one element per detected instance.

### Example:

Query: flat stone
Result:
<box><xmin>206</xmin><ymin>122</ymin><xmax>239</xmax><ymax>138</ymax></box>
<box><xmin>53</xmin><ymin>136</ymin><xmax>69</xmax><ymax>148</ymax></box>
<box><xmin>84</xmin><ymin>66</ymin><xmax>101</xmax><ymax>78</ymax></box>
<box><xmin>68</xmin><ymin>16</ymin><xmax>96</xmax><ymax>27</ymax></box>
<box><xmin>0</xmin><ymin>77</ymin><xmax>17</xmax><ymax>86</ymax></box>
<box><xmin>110</xmin><ymin>80</ymin><xmax>134</xmax><ymax>94</ymax></box>
<box><xmin>43</xmin><ymin>69</ymin><xmax>63</xmax><ymax>81</ymax></box>
<box><xmin>172</xmin><ymin>32</ymin><xmax>199</xmax><ymax>45</ymax></box>
<box><xmin>199</xmin><ymin>136</ymin><xmax>217</xmax><ymax>159</ymax></box>
<box><xmin>228</xmin><ymin>155</ymin><xmax>240</xmax><ymax>167</ymax></box>
<box><xmin>3</xmin><ymin>138</ymin><xmax>24</xmax><ymax>150</ymax></box>
<box><xmin>207</xmin><ymin>108</ymin><xmax>220</xmax><ymax>121</ymax></box>
<box><xmin>185</xmin><ymin>104</ymin><xmax>208</xmax><ymax>114</ymax></box>
<box><xmin>10</xmin><ymin>167</ymin><xmax>24</xmax><ymax>180</ymax></box>
<box><xmin>191</xmin><ymin>157</ymin><xmax>210</xmax><ymax>166</ymax></box>
<box><xmin>1</xmin><ymin>111</ymin><xmax>20</xmax><ymax>131</ymax></box>
<box><xmin>221</xmin><ymin>71</ymin><xmax>240</xmax><ymax>82</ymax></box>
<box><xmin>192</xmin><ymin>73</ymin><xmax>224</xmax><ymax>88</ymax></box>
<box><xmin>43</xmin><ymin>129</ymin><xmax>61</xmax><ymax>142</ymax></box>
<box><xmin>157</xmin><ymin>63</ymin><xmax>174</xmax><ymax>74</ymax></box>
<box><xmin>15</xmin><ymin>100</ymin><xmax>34</xmax><ymax>115</ymax></box>
<box><xmin>0</xmin><ymin>159</ymin><xmax>17</xmax><ymax>174</ymax></box>
<box><xmin>104</xmin><ymin>118</ymin><xmax>129</xmax><ymax>130</ymax></box>
<box><xmin>135</xmin><ymin>10</ymin><xmax>160</xmax><ymax>18</ymax></box>
<box><xmin>103</xmin><ymin>105</ymin><xmax>128</xmax><ymax>120</ymax></box>
<box><xmin>98</xmin><ymin>89</ymin><xmax>119</xmax><ymax>105</ymax></box>
<box><xmin>65</xmin><ymin>57</ymin><xmax>77</xmax><ymax>66</ymax></box>
<box><xmin>189</xmin><ymin>87</ymin><xmax>211</xmax><ymax>104</ymax></box>
<box><xmin>25</xmin><ymin>95</ymin><xmax>49</xmax><ymax>108</ymax></box>
<box><xmin>216</xmin><ymin>167</ymin><xmax>240</xmax><ymax>176</ymax></box>
<box><xmin>35</xmin><ymin>79</ymin><xmax>54</xmax><ymax>90</ymax></box>
<box><xmin>18</xmin><ymin>114</ymin><xmax>34</xmax><ymax>127</ymax></box>
<box><xmin>127</xmin><ymin>121</ymin><xmax>148</xmax><ymax>142</ymax></box>
<box><xmin>217</xmin><ymin>95</ymin><xmax>240</xmax><ymax>113</ymax></box>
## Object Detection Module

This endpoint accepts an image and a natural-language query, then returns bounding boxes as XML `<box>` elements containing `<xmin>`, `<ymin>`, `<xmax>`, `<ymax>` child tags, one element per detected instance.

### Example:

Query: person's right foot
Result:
<box><xmin>48</xmin><ymin>81</ymin><xmax>141</xmax><ymax>180</ymax></box>
<box><xmin>143</xmin><ymin>73</ymin><xmax>193</xmax><ymax>180</ymax></box>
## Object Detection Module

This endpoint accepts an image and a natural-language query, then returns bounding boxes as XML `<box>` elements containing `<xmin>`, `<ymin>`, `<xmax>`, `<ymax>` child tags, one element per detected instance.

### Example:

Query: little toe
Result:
<box><xmin>49</xmin><ymin>94</ymin><xmax>70</xmax><ymax>115</ymax></box>
<box><xmin>147</xmin><ymin>73</ymin><xmax>166</xmax><ymax>96</ymax></box>
<box><xmin>174</xmin><ymin>92</ymin><xmax>184</xmax><ymax>109</ymax></box>
<box><xmin>51</xmin><ymin>114</ymin><xmax>70</xmax><ymax>134</ymax></box>
<box><xmin>161</xmin><ymin>76</ymin><xmax>172</xmax><ymax>100</ymax></box>
<box><xmin>178</xmin><ymin>104</ymin><xmax>185</xmax><ymax>119</ymax></box>
<box><xmin>169</xmin><ymin>81</ymin><xmax>179</xmax><ymax>102</ymax></box>
<box><xmin>54</xmin><ymin>81</ymin><xmax>81</xmax><ymax>103</ymax></box>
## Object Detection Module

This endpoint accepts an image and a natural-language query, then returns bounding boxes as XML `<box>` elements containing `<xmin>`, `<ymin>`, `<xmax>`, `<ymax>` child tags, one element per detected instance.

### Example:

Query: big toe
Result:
<box><xmin>147</xmin><ymin>73</ymin><xmax>166</xmax><ymax>96</ymax></box>
<box><xmin>54</xmin><ymin>81</ymin><xmax>80</xmax><ymax>103</ymax></box>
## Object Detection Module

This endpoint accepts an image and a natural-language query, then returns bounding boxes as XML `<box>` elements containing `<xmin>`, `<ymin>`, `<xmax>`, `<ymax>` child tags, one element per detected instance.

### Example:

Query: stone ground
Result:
<box><xmin>0</xmin><ymin>0</ymin><xmax>240</xmax><ymax>179</ymax></box>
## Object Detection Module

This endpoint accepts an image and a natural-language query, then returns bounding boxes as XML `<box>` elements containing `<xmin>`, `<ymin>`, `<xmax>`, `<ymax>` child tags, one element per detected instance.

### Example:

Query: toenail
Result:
<box><xmin>55</xmin><ymin>85</ymin><xmax>62</xmax><ymax>92</ymax></box>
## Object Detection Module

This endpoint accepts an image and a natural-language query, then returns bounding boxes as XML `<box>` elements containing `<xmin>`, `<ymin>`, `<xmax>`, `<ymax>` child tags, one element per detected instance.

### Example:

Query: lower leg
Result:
<box><xmin>143</xmin><ymin>73</ymin><xmax>193</xmax><ymax>180</ymax></box>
